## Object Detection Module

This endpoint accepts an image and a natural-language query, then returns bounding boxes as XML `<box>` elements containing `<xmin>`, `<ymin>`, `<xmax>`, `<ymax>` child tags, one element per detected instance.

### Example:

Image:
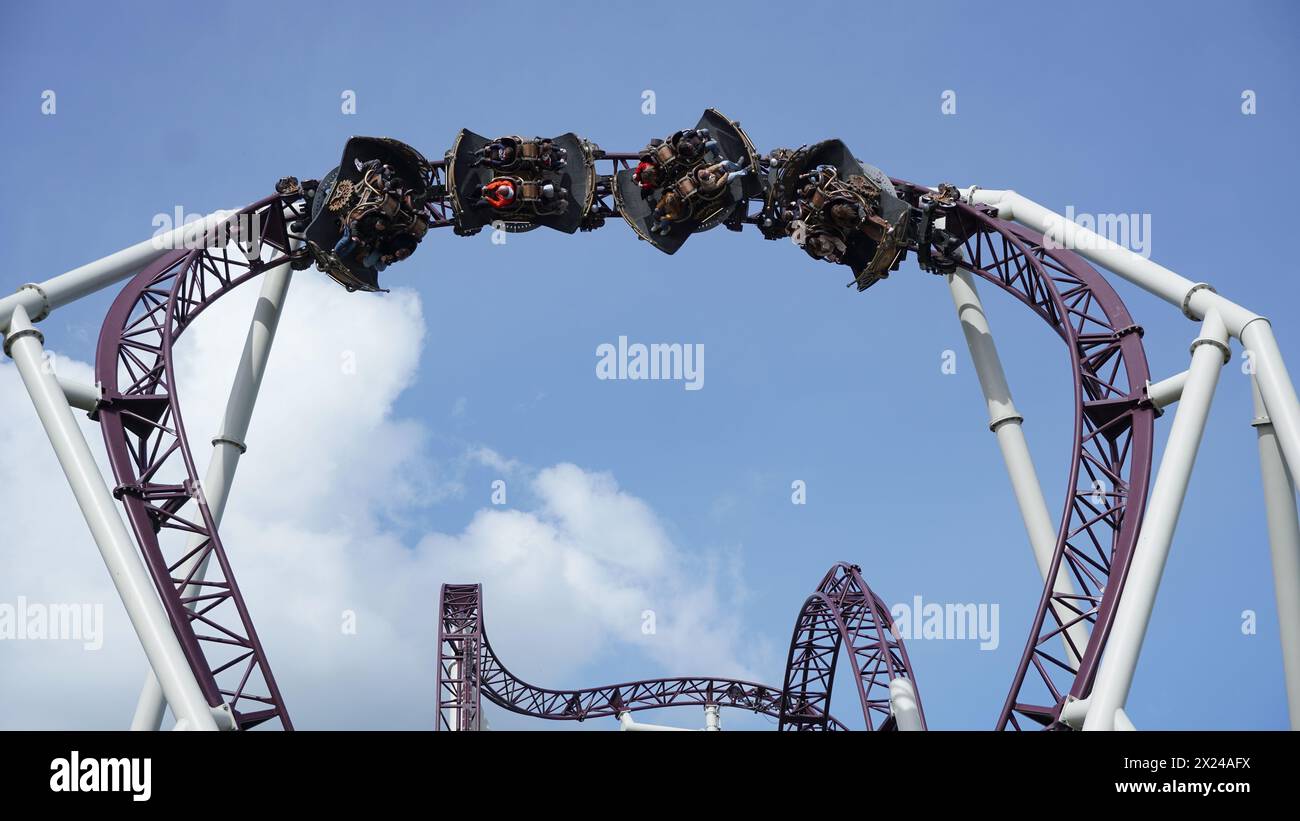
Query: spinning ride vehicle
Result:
<box><xmin>447</xmin><ymin>130</ymin><xmax>597</xmax><ymax>235</ymax></box>
<box><xmin>761</xmin><ymin>140</ymin><xmax>915</xmax><ymax>291</ymax></box>
<box><xmin>615</xmin><ymin>108</ymin><xmax>763</xmax><ymax>254</ymax></box>
<box><xmin>303</xmin><ymin>136</ymin><xmax>435</xmax><ymax>292</ymax></box>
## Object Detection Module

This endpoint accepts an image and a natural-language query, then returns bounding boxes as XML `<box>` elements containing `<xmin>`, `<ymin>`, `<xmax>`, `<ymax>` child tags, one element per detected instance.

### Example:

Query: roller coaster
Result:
<box><xmin>2</xmin><ymin>109</ymin><xmax>1298</xmax><ymax>732</ymax></box>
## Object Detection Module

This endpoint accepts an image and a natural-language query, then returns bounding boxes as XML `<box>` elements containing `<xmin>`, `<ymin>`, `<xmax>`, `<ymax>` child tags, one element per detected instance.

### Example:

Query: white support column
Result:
<box><xmin>1252</xmin><ymin>376</ymin><xmax>1300</xmax><ymax>729</ymax></box>
<box><xmin>3</xmin><ymin>305</ymin><xmax>218</xmax><ymax>731</ymax></box>
<box><xmin>703</xmin><ymin>704</ymin><xmax>721</xmax><ymax>731</ymax></box>
<box><xmin>131</xmin><ymin>246</ymin><xmax>296</xmax><ymax>731</ymax></box>
<box><xmin>1242</xmin><ymin>320</ymin><xmax>1300</xmax><ymax>484</ymax></box>
<box><xmin>616</xmin><ymin>711</ymin><xmax>691</xmax><ymax>731</ymax></box>
<box><xmin>1145</xmin><ymin>370</ymin><xmax>1189</xmax><ymax>411</ymax></box>
<box><xmin>889</xmin><ymin>678</ymin><xmax>924</xmax><ymax>731</ymax></box>
<box><xmin>56</xmin><ymin>376</ymin><xmax>102</xmax><ymax>414</ymax></box>
<box><xmin>947</xmin><ymin>269</ymin><xmax>1089</xmax><ymax>666</ymax></box>
<box><xmin>1083</xmin><ymin>311</ymin><xmax>1230</xmax><ymax>730</ymax></box>
<box><xmin>963</xmin><ymin>188</ymin><xmax>1300</xmax><ymax>481</ymax></box>
<box><xmin>0</xmin><ymin>210</ymin><xmax>238</xmax><ymax>333</ymax></box>
<box><xmin>1113</xmin><ymin>708</ymin><xmax>1137</xmax><ymax>731</ymax></box>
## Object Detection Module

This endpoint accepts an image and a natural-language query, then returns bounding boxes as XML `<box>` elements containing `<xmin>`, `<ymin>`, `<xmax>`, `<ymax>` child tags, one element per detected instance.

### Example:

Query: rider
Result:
<box><xmin>633</xmin><ymin>159</ymin><xmax>660</xmax><ymax>191</ymax></box>
<box><xmin>479</xmin><ymin>177</ymin><xmax>518</xmax><ymax>209</ymax></box>
<box><xmin>473</xmin><ymin>139</ymin><xmax>518</xmax><ymax>169</ymax></box>
<box><xmin>537</xmin><ymin>181</ymin><xmax>568</xmax><ymax>212</ymax></box>
<box><xmin>694</xmin><ymin>157</ymin><xmax>748</xmax><ymax>196</ymax></box>
<box><xmin>651</xmin><ymin>190</ymin><xmax>687</xmax><ymax>235</ymax></box>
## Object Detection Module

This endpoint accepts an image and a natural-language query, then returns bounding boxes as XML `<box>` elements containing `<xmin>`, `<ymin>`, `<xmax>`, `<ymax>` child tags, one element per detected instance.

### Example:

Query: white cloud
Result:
<box><xmin>0</xmin><ymin>274</ymin><xmax>756</xmax><ymax>729</ymax></box>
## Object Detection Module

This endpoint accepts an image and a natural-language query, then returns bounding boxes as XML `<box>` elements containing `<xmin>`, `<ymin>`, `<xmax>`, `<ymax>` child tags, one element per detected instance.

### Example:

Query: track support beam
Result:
<box><xmin>131</xmin><ymin>242</ymin><xmax>297</xmax><ymax>730</ymax></box>
<box><xmin>889</xmin><ymin>678</ymin><xmax>924</xmax><ymax>731</ymax></box>
<box><xmin>964</xmin><ymin>188</ymin><xmax>1300</xmax><ymax>482</ymax></box>
<box><xmin>1082</xmin><ymin>311</ymin><xmax>1229</xmax><ymax>729</ymax></box>
<box><xmin>946</xmin><ymin>269</ymin><xmax>1089</xmax><ymax>666</ymax></box>
<box><xmin>3</xmin><ymin>304</ymin><xmax>218</xmax><ymax>731</ymax></box>
<box><xmin>1252</xmin><ymin>376</ymin><xmax>1300</xmax><ymax>728</ymax></box>
<box><xmin>0</xmin><ymin>210</ymin><xmax>238</xmax><ymax>334</ymax></box>
<box><xmin>1145</xmin><ymin>370</ymin><xmax>1189</xmax><ymax>411</ymax></box>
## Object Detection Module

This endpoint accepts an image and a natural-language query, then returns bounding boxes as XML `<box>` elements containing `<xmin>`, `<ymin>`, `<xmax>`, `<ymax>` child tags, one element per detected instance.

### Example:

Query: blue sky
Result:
<box><xmin>1</xmin><ymin>1</ymin><xmax>1298</xmax><ymax>730</ymax></box>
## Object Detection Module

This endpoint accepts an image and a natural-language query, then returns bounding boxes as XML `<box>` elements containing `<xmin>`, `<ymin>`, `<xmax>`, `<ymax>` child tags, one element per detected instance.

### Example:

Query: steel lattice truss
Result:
<box><xmin>935</xmin><ymin>202</ymin><xmax>1155</xmax><ymax>728</ymax></box>
<box><xmin>94</xmin><ymin>196</ymin><xmax>301</xmax><ymax>729</ymax></box>
<box><xmin>780</xmin><ymin>563</ymin><xmax>924</xmax><ymax>731</ymax></box>
<box><xmin>437</xmin><ymin>580</ymin><xmax>878</xmax><ymax>730</ymax></box>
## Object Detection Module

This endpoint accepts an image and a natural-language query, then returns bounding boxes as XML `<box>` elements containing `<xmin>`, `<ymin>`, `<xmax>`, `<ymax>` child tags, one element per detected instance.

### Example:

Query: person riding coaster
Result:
<box><xmin>648</xmin><ymin>153</ymin><xmax>750</xmax><ymax>236</ymax></box>
<box><xmin>323</xmin><ymin>155</ymin><xmax>429</xmax><ymax>277</ymax></box>
<box><xmin>472</xmin><ymin>136</ymin><xmax>567</xmax><ymax>172</ymax></box>
<box><xmin>693</xmin><ymin>157</ymin><xmax>748</xmax><ymax>196</ymax></box>
<box><xmin>763</xmin><ymin>139</ymin><xmax>935</xmax><ymax>291</ymax></box>
<box><xmin>614</xmin><ymin>109</ymin><xmax>763</xmax><ymax>254</ymax></box>
<box><xmin>633</xmin><ymin>159</ymin><xmax>660</xmax><ymax>191</ymax></box>
<box><xmin>650</xmin><ymin>189</ymin><xmax>689</xmax><ymax>236</ymax></box>
<box><xmin>449</xmin><ymin>128</ymin><xmax>593</xmax><ymax>235</ymax></box>
<box><xmin>474</xmin><ymin>175</ymin><xmax>568</xmax><ymax>215</ymax></box>
<box><xmin>669</xmin><ymin>128</ymin><xmax>718</xmax><ymax>162</ymax></box>
<box><xmin>636</xmin><ymin>128</ymin><xmax>723</xmax><ymax>190</ymax></box>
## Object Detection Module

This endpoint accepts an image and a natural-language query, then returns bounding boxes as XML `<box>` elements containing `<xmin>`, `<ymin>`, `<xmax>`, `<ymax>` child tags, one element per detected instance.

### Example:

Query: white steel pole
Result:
<box><xmin>703</xmin><ymin>704</ymin><xmax>721</xmax><ymax>731</ymax></box>
<box><xmin>56</xmin><ymin>376</ymin><xmax>103</xmax><ymax>414</ymax></box>
<box><xmin>1242</xmin><ymin>321</ymin><xmax>1300</xmax><ymax>482</ymax></box>
<box><xmin>889</xmin><ymin>678</ymin><xmax>924</xmax><ymax>731</ymax></box>
<box><xmin>131</xmin><ymin>243</ymin><xmax>297</xmax><ymax>731</ymax></box>
<box><xmin>616</xmin><ymin>711</ymin><xmax>691</xmax><ymax>731</ymax></box>
<box><xmin>3</xmin><ymin>305</ymin><xmax>219</xmax><ymax>731</ymax></box>
<box><xmin>0</xmin><ymin>210</ymin><xmax>239</xmax><ymax>333</ymax></box>
<box><xmin>947</xmin><ymin>269</ymin><xmax>1089</xmax><ymax>665</ymax></box>
<box><xmin>1252</xmin><ymin>376</ymin><xmax>1300</xmax><ymax>729</ymax></box>
<box><xmin>962</xmin><ymin>188</ymin><xmax>1300</xmax><ymax>479</ymax></box>
<box><xmin>1145</xmin><ymin>370</ymin><xmax>1189</xmax><ymax>411</ymax></box>
<box><xmin>1083</xmin><ymin>311</ymin><xmax>1230</xmax><ymax>730</ymax></box>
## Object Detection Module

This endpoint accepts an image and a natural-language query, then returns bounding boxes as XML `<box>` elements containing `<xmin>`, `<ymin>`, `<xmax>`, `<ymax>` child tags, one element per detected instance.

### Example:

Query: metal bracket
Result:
<box><xmin>988</xmin><ymin>411</ymin><xmax>1026</xmax><ymax>433</ymax></box>
<box><xmin>1190</xmin><ymin>336</ymin><xmax>1231</xmax><ymax>365</ymax></box>
<box><xmin>211</xmin><ymin>435</ymin><xmax>248</xmax><ymax>455</ymax></box>
<box><xmin>1181</xmin><ymin>282</ymin><xmax>1216</xmax><ymax>320</ymax></box>
<box><xmin>2</xmin><ymin>325</ymin><xmax>44</xmax><ymax>358</ymax></box>
<box><xmin>18</xmin><ymin>282</ymin><xmax>51</xmax><ymax>322</ymax></box>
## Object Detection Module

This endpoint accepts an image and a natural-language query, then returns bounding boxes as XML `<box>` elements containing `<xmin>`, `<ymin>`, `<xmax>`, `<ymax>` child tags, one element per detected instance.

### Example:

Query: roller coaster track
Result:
<box><xmin>434</xmin><ymin>582</ymin><xmax>840</xmax><ymax>730</ymax></box>
<box><xmin>780</xmin><ymin>562</ymin><xmax>925</xmax><ymax>731</ymax></box>
<box><xmin>436</xmin><ymin>563</ymin><xmax>922</xmax><ymax>731</ymax></box>
<box><xmin>92</xmin><ymin>136</ymin><xmax>1153</xmax><ymax>731</ymax></box>
<box><xmin>95</xmin><ymin>197</ymin><xmax>301</xmax><ymax>730</ymax></box>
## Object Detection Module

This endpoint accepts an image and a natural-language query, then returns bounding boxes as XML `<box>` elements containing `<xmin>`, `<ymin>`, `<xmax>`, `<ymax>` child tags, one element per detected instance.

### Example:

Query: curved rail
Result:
<box><xmin>435</xmin><ymin>583</ymin><xmax>831</xmax><ymax>729</ymax></box>
<box><xmin>780</xmin><ymin>562</ymin><xmax>925</xmax><ymax>731</ymax></box>
<box><xmin>90</xmin><ymin>137</ymin><xmax>1154</xmax><ymax>732</ymax></box>
<box><xmin>439</xmin><ymin>576</ymin><xmax>924</xmax><ymax>730</ymax></box>
<box><xmin>923</xmin><ymin>198</ymin><xmax>1155</xmax><ymax>728</ymax></box>
<box><xmin>94</xmin><ymin>197</ymin><xmax>301</xmax><ymax>729</ymax></box>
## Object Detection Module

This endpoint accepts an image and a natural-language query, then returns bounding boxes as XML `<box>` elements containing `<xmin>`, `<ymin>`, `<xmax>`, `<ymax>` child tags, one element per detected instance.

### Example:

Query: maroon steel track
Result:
<box><xmin>95</xmin><ymin>197</ymin><xmax>300</xmax><ymax>729</ymax></box>
<box><xmin>919</xmin><ymin>196</ymin><xmax>1155</xmax><ymax>728</ymax></box>
<box><xmin>779</xmin><ymin>562</ymin><xmax>925</xmax><ymax>730</ymax></box>
<box><xmin>436</xmin><ymin>579</ymin><xmax>884</xmax><ymax>730</ymax></box>
<box><xmin>91</xmin><ymin>159</ymin><xmax>1154</xmax><ymax>731</ymax></box>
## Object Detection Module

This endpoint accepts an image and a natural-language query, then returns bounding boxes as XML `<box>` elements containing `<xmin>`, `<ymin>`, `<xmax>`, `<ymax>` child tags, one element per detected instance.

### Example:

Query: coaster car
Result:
<box><xmin>304</xmin><ymin>136</ymin><xmax>434</xmax><ymax>292</ymax></box>
<box><xmin>765</xmin><ymin>140</ymin><xmax>912</xmax><ymax>291</ymax></box>
<box><xmin>615</xmin><ymin>109</ymin><xmax>762</xmax><ymax>255</ymax></box>
<box><xmin>447</xmin><ymin>130</ymin><xmax>595</xmax><ymax>234</ymax></box>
